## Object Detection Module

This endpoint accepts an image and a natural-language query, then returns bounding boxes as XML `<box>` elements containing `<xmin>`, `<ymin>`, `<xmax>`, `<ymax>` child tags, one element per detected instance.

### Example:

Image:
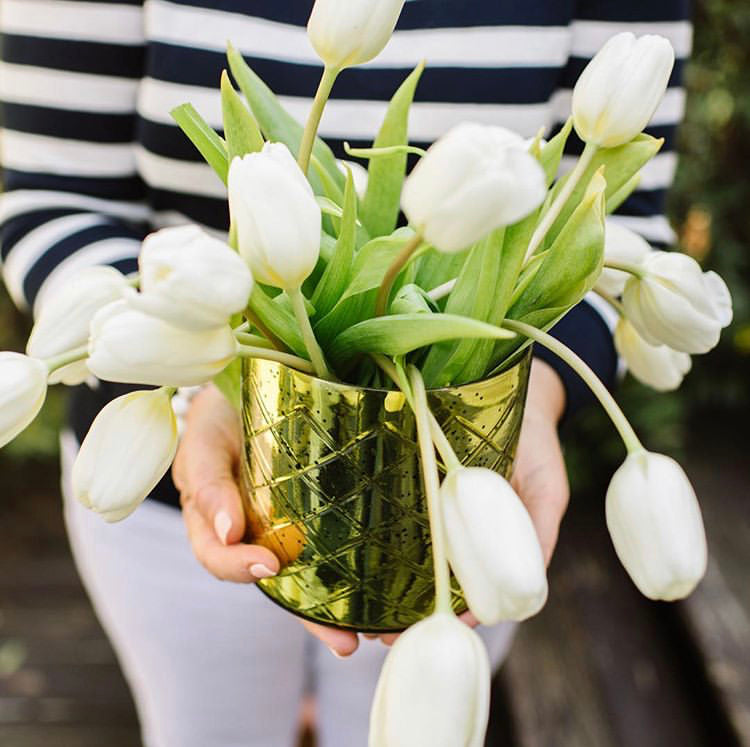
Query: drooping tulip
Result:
<box><xmin>606</xmin><ymin>450</ymin><xmax>707</xmax><ymax>601</ymax></box>
<box><xmin>127</xmin><ymin>225</ymin><xmax>253</xmax><ymax>331</ymax></box>
<box><xmin>228</xmin><ymin>143</ymin><xmax>321</xmax><ymax>290</ymax></box>
<box><xmin>572</xmin><ymin>32</ymin><xmax>675</xmax><ymax>148</ymax></box>
<box><xmin>87</xmin><ymin>301</ymin><xmax>237</xmax><ymax>387</ymax></box>
<box><xmin>308</xmin><ymin>0</ymin><xmax>405</xmax><ymax>70</ymax></box>
<box><xmin>440</xmin><ymin>467</ymin><xmax>548</xmax><ymax>624</ymax></box>
<box><xmin>595</xmin><ymin>220</ymin><xmax>651</xmax><ymax>297</ymax></box>
<box><xmin>622</xmin><ymin>251</ymin><xmax>733</xmax><ymax>354</ymax></box>
<box><xmin>369</xmin><ymin>612</ymin><xmax>490</xmax><ymax>747</ymax></box>
<box><xmin>0</xmin><ymin>352</ymin><xmax>48</xmax><ymax>448</ymax></box>
<box><xmin>27</xmin><ymin>266</ymin><xmax>128</xmax><ymax>385</ymax></box>
<box><xmin>401</xmin><ymin>123</ymin><xmax>546</xmax><ymax>253</ymax></box>
<box><xmin>614</xmin><ymin>318</ymin><xmax>691</xmax><ymax>391</ymax></box>
<box><xmin>73</xmin><ymin>389</ymin><xmax>178</xmax><ymax>522</ymax></box>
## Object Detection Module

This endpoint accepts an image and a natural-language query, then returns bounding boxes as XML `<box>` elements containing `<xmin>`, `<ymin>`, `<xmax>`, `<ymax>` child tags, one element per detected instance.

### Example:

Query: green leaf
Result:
<box><xmin>312</xmin><ymin>168</ymin><xmax>358</xmax><ymax>319</ymax></box>
<box><xmin>606</xmin><ymin>172</ymin><xmax>641</xmax><ymax>214</ymax></box>
<box><xmin>421</xmin><ymin>230</ymin><xmax>505</xmax><ymax>387</ymax></box>
<box><xmin>212</xmin><ymin>358</ymin><xmax>242</xmax><ymax>411</ymax></box>
<box><xmin>361</xmin><ymin>61</ymin><xmax>425</xmax><ymax>237</ymax></box>
<box><xmin>539</xmin><ymin>117</ymin><xmax>573</xmax><ymax>186</ymax></box>
<box><xmin>227</xmin><ymin>43</ymin><xmax>343</xmax><ymax>193</ymax></box>
<box><xmin>414</xmin><ymin>247</ymin><xmax>471</xmax><ymax>296</ymax></box>
<box><xmin>170</xmin><ymin>104</ymin><xmax>229</xmax><ymax>184</ymax></box>
<box><xmin>247</xmin><ymin>286</ymin><xmax>306</xmax><ymax>358</ymax></box>
<box><xmin>328</xmin><ymin>313</ymin><xmax>515</xmax><ymax>368</ymax></box>
<box><xmin>313</xmin><ymin>228</ymin><xmax>415</xmax><ymax>344</ymax></box>
<box><xmin>545</xmin><ymin>134</ymin><xmax>663</xmax><ymax>247</ymax></box>
<box><xmin>390</xmin><ymin>284</ymin><xmax>437</xmax><ymax>315</ymax></box>
<box><xmin>220</xmin><ymin>70</ymin><xmax>264</xmax><ymax>161</ymax></box>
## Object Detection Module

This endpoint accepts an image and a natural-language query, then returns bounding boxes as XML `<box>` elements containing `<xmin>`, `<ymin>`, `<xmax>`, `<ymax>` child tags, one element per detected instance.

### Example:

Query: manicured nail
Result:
<box><xmin>214</xmin><ymin>510</ymin><xmax>232</xmax><ymax>545</ymax></box>
<box><xmin>328</xmin><ymin>647</ymin><xmax>348</xmax><ymax>660</ymax></box>
<box><xmin>250</xmin><ymin>563</ymin><xmax>277</xmax><ymax>579</ymax></box>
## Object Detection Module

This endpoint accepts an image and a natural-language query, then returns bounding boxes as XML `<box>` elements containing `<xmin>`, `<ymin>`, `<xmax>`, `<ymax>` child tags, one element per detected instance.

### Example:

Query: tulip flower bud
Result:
<box><xmin>126</xmin><ymin>225</ymin><xmax>253</xmax><ymax>331</ymax></box>
<box><xmin>572</xmin><ymin>32</ymin><xmax>675</xmax><ymax>148</ymax></box>
<box><xmin>308</xmin><ymin>0</ymin><xmax>405</xmax><ymax>70</ymax></box>
<box><xmin>73</xmin><ymin>389</ymin><xmax>178</xmax><ymax>522</ymax></box>
<box><xmin>88</xmin><ymin>301</ymin><xmax>237</xmax><ymax>387</ymax></box>
<box><xmin>0</xmin><ymin>352</ymin><xmax>48</xmax><ymax>448</ymax></box>
<box><xmin>27</xmin><ymin>266</ymin><xmax>128</xmax><ymax>385</ymax></box>
<box><xmin>606</xmin><ymin>450</ymin><xmax>707</xmax><ymax>601</ymax></box>
<box><xmin>401</xmin><ymin>123</ymin><xmax>546</xmax><ymax>254</ymax></box>
<box><xmin>622</xmin><ymin>252</ymin><xmax>733</xmax><ymax>354</ymax></box>
<box><xmin>369</xmin><ymin>612</ymin><xmax>490</xmax><ymax>747</ymax></box>
<box><xmin>440</xmin><ymin>467</ymin><xmax>548</xmax><ymax>624</ymax></box>
<box><xmin>614</xmin><ymin>318</ymin><xmax>691</xmax><ymax>392</ymax></box>
<box><xmin>228</xmin><ymin>143</ymin><xmax>321</xmax><ymax>290</ymax></box>
<box><xmin>595</xmin><ymin>220</ymin><xmax>651</xmax><ymax>297</ymax></box>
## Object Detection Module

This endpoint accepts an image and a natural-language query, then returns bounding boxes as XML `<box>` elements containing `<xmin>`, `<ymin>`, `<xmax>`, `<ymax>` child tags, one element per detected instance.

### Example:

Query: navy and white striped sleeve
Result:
<box><xmin>536</xmin><ymin>0</ymin><xmax>692</xmax><ymax>414</ymax></box>
<box><xmin>0</xmin><ymin>0</ymin><xmax>149</xmax><ymax>316</ymax></box>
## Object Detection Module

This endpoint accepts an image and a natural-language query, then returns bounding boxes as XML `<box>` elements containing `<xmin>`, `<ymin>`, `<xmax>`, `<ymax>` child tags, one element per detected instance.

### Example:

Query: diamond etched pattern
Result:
<box><xmin>239</xmin><ymin>353</ymin><xmax>531</xmax><ymax>632</ymax></box>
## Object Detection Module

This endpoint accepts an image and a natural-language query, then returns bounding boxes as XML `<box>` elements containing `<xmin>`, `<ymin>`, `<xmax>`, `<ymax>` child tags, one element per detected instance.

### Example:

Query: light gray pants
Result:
<box><xmin>61</xmin><ymin>431</ymin><xmax>515</xmax><ymax>747</ymax></box>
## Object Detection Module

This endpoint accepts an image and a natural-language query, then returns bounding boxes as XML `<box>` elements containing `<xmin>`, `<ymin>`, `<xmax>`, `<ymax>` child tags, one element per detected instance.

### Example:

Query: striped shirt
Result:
<box><xmin>0</xmin><ymin>0</ymin><xmax>691</xmax><ymax>506</ymax></box>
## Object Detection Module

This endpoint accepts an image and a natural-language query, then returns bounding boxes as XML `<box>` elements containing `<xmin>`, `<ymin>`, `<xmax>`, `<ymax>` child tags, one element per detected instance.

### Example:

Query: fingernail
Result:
<box><xmin>328</xmin><ymin>647</ymin><xmax>348</xmax><ymax>660</ymax></box>
<box><xmin>214</xmin><ymin>510</ymin><xmax>232</xmax><ymax>545</ymax></box>
<box><xmin>250</xmin><ymin>563</ymin><xmax>277</xmax><ymax>579</ymax></box>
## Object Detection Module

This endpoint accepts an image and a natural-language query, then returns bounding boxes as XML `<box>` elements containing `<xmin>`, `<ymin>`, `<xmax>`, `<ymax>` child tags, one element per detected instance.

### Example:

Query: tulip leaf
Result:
<box><xmin>247</xmin><ymin>286</ymin><xmax>307</xmax><ymax>358</ymax></box>
<box><xmin>227</xmin><ymin>43</ymin><xmax>344</xmax><ymax>193</ymax></box>
<box><xmin>390</xmin><ymin>284</ymin><xmax>437</xmax><ymax>315</ymax></box>
<box><xmin>312</xmin><ymin>168</ymin><xmax>358</xmax><ymax>319</ymax></box>
<box><xmin>606</xmin><ymin>172</ymin><xmax>641</xmax><ymax>214</ymax></box>
<box><xmin>421</xmin><ymin>229</ymin><xmax>505</xmax><ymax>387</ymax></box>
<box><xmin>170</xmin><ymin>104</ymin><xmax>229</xmax><ymax>185</ymax></box>
<box><xmin>361</xmin><ymin>61</ymin><xmax>425</xmax><ymax>238</ymax></box>
<box><xmin>539</xmin><ymin>117</ymin><xmax>573</xmax><ymax>186</ymax></box>
<box><xmin>545</xmin><ymin>133</ymin><xmax>663</xmax><ymax>247</ymax></box>
<box><xmin>491</xmin><ymin>173</ymin><xmax>606</xmax><ymax>367</ymax></box>
<box><xmin>220</xmin><ymin>70</ymin><xmax>264</xmax><ymax>162</ymax></box>
<box><xmin>314</xmin><ymin>228</ymin><xmax>415</xmax><ymax>344</ymax></box>
<box><xmin>316</xmin><ymin>196</ymin><xmax>345</xmax><ymax>219</ymax></box>
<box><xmin>414</xmin><ymin>247</ymin><xmax>471</xmax><ymax>297</ymax></box>
<box><xmin>328</xmin><ymin>313</ymin><xmax>515</xmax><ymax>368</ymax></box>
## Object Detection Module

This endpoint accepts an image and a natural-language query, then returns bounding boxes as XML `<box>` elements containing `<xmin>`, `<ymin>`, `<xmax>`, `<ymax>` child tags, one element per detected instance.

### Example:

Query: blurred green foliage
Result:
<box><xmin>1</xmin><ymin>0</ymin><xmax>747</xmax><ymax>475</ymax></box>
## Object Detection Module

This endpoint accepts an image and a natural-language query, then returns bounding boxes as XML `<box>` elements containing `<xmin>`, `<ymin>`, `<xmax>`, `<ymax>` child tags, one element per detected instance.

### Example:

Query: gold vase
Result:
<box><xmin>239</xmin><ymin>352</ymin><xmax>531</xmax><ymax>632</ymax></box>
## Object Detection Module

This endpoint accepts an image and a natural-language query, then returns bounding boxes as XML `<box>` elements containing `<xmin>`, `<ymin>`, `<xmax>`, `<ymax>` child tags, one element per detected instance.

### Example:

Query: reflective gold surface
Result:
<box><xmin>240</xmin><ymin>353</ymin><xmax>531</xmax><ymax>632</ymax></box>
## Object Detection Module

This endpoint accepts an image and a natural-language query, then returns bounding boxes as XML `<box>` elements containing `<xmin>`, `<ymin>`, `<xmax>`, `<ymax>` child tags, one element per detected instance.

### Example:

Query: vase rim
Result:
<box><xmin>246</xmin><ymin>348</ymin><xmax>531</xmax><ymax>396</ymax></box>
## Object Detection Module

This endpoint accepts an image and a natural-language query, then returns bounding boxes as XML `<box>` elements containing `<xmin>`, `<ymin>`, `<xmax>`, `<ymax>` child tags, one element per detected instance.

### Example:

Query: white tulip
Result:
<box><xmin>337</xmin><ymin>159</ymin><xmax>369</xmax><ymax>200</ymax></box>
<box><xmin>614</xmin><ymin>318</ymin><xmax>691</xmax><ymax>392</ymax></box>
<box><xmin>0</xmin><ymin>352</ymin><xmax>48</xmax><ymax>448</ymax></box>
<box><xmin>606</xmin><ymin>450</ymin><xmax>707</xmax><ymax>601</ymax></box>
<box><xmin>308</xmin><ymin>0</ymin><xmax>405</xmax><ymax>70</ymax></box>
<box><xmin>88</xmin><ymin>301</ymin><xmax>237</xmax><ymax>387</ymax></box>
<box><xmin>573</xmin><ymin>32</ymin><xmax>675</xmax><ymax>147</ymax></box>
<box><xmin>27</xmin><ymin>266</ymin><xmax>128</xmax><ymax>385</ymax></box>
<box><xmin>622</xmin><ymin>251</ymin><xmax>733</xmax><ymax>354</ymax></box>
<box><xmin>126</xmin><ymin>225</ymin><xmax>253</xmax><ymax>331</ymax></box>
<box><xmin>369</xmin><ymin>612</ymin><xmax>490</xmax><ymax>747</ymax></box>
<box><xmin>73</xmin><ymin>389</ymin><xmax>178</xmax><ymax>522</ymax></box>
<box><xmin>401</xmin><ymin>123</ymin><xmax>546</xmax><ymax>253</ymax></box>
<box><xmin>440</xmin><ymin>467</ymin><xmax>548</xmax><ymax>624</ymax></box>
<box><xmin>228</xmin><ymin>143</ymin><xmax>321</xmax><ymax>290</ymax></box>
<box><xmin>596</xmin><ymin>220</ymin><xmax>651</xmax><ymax>297</ymax></box>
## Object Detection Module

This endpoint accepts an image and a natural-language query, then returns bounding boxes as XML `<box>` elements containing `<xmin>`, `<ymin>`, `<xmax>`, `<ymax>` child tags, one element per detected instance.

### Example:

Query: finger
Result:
<box><xmin>457</xmin><ymin>610</ymin><xmax>479</xmax><ymax>629</ymax></box>
<box><xmin>378</xmin><ymin>632</ymin><xmax>401</xmax><ymax>647</ymax></box>
<box><xmin>181</xmin><ymin>497</ymin><xmax>279</xmax><ymax>583</ymax></box>
<box><xmin>299</xmin><ymin>619</ymin><xmax>359</xmax><ymax>658</ymax></box>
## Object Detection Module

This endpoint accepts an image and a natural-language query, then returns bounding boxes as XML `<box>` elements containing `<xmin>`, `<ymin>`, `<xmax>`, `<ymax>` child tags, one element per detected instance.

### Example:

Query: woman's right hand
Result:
<box><xmin>172</xmin><ymin>385</ymin><xmax>360</xmax><ymax>657</ymax></box>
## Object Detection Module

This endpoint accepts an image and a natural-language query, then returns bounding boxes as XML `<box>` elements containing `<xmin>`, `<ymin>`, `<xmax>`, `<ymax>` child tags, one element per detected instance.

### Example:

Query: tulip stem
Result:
<box><xmin>593</xmin><ymin>288</ymin><xmax>626</xmax><ymax>317</ymax></box>
<box><xmin>298</xmin><ymin>66</ymin><xmax>339</xmax><ymax>175</ymax></box>
<box><xmin>524</xmin><ymin>141</ymin><xmax>598</xmax><ymax>263</ymax></box>
<box><xmin>375</xmin><ymin>233</ymin><xmax>424</xmax><ymax>316</ymax></box>
<box><xmin>288</xmin><ymin>287</ymin><xmax>333</xmax><ymax>380</ymax></box>
<box><xmin>603</xmin><ymin>260</ymin><xmax>646</xmax><ymax>279</ymax></box>
<box><xmin>236</xmin><ymin>344</ymin><xmax>316</xmax><ymax>375</ymax></box>
<box><xmin>409</xmin><ymin>365</ymin><xmax>453</xmax><ymax>615</ymax></box>
<box><xmin>373</xmin><ymin>354</ymin><xmax>463</xmax><ymax>473</ymax></box>
<box><xmin>428</xmin><ymin>278</ymin><xmax>457</xmax><ymax>303</ymax></box>
<box><xmin>45</xmin><ymin>345</ymin><xmax>89</xmax><ymax>373</ymax></box>
<box><xmin>234</xmin><ymin>331</ymin><xmax>275</xmax><ymax>349</ymax></box>
<box><xmin>502</xmin><ymin>319</ymin><xmax>644</xmax><ymax>454</ymax></box>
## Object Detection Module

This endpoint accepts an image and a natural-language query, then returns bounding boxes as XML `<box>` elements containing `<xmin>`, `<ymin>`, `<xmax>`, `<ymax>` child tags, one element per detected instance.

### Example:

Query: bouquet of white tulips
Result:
<box><xmin>0</xmin><ymin>1</ymin><xmax>734</xmax><ymax>744</ymax></box>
